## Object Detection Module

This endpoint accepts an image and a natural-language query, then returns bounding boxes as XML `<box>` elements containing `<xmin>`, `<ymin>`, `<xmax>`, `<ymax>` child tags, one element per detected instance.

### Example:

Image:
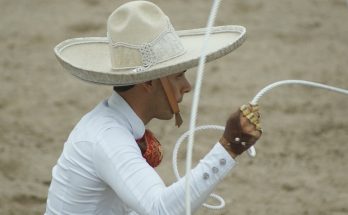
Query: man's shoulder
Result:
<box><xmin>70</xmin><ymin>101</ymin><xmax>132</xmax><ymax>142</ymax></box>
<box><xmin>83</xmin><ymin>100</ymin><xmax>128</xmax><ymax>127</ymax></box>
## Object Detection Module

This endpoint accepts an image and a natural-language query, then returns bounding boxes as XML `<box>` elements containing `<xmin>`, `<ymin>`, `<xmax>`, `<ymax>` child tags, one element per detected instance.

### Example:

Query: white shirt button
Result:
<box><xmin>203</xmin><ymin>172</ymin><xmax>209</xmax><ymax>180</ymax></box>
<box><xmin>219</xmin><ymin>158</ymin><xmax>226</xmax><ymax>166</ymax></box>
<box><xmin>212</xmin><ymin>166</ymin><xmax>219</xmax><ymax>173</ymax></box>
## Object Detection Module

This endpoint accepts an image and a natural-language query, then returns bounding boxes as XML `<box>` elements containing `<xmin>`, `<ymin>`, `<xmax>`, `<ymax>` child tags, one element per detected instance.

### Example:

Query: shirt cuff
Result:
<box><xmin>194</xmin><ymin>142</ymin><xmax>237</xmax><ymax>190</ymax></box>
<box><xmin>216</xmin><ymin>142</ymin><xmax>236</xmax><ymax>165</ymax></box>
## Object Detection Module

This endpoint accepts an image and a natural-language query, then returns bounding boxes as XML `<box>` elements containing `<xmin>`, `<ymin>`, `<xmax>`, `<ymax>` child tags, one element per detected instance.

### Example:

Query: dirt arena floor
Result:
<box><xmin>1</xmin><ymin>0</ymin><xmax>348</xmax><ymax>214</ymax></box>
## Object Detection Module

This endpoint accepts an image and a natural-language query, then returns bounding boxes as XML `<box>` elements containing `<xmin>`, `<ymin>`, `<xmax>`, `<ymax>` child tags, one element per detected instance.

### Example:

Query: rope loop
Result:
<box><xmin>175</xmin><ymin>79</ymin><xmax>348</xmax><ymax>213</ymax></box>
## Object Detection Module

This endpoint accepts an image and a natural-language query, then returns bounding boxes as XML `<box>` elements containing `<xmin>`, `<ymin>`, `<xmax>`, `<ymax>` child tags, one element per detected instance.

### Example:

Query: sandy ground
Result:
<box><xmin>1</xmin><ymin>0</ymin><xmax>348</xmax><ymax>214</ymax></box>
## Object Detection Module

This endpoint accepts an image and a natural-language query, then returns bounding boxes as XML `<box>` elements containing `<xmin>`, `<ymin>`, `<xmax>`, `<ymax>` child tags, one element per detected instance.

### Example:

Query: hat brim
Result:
<box><xmin>54</xmin><ymin>25</ymin><xmax>246</xmax><ymax>86</ymax></box>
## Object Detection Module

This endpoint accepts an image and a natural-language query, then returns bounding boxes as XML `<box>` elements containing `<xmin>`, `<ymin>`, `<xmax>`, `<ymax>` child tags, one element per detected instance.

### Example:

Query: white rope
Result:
<box><xmin>173</xmin><ymin>125</ymin><xmax>226</xmax><ymax>210</ymax></box>
<box><xmin>251</xmin><ymin>80</ymin><xmax>348</xmax><ymax>104</ymax></box>
<box><xmin>175</xmin><ymin>80</ymin><xmax>348</xmax><ymax>213</ymax></box>
<box><xmin>180</xmin><ymin>0</ymin><xmax>348</xmax><ymax>214</ymax></box>
<box><xmin>185</xmin><ymin>0</ymin><xmax>221</xmax><ymax>214</ymax></box>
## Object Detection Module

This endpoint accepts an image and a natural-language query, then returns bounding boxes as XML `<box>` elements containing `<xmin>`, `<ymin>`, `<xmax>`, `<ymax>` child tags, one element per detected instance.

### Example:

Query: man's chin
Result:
<box><xmin>156</xmin><ymin>113</ymin><xmax>174</xmax><ymax>121</ymax></box>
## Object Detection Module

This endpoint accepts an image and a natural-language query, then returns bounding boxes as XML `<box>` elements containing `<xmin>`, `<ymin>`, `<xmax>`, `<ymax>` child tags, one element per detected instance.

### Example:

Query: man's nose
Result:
<box><xmin>182</xmin><ymin>79</ymin><xmax>192</xmax><ymax>94</ymax></box>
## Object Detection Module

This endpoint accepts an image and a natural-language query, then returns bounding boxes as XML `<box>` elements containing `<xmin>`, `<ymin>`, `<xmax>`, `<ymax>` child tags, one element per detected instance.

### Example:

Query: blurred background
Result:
<box><xmin>0</xmin><ymin>0</ymin><xmax>347</xmax><ymax>214</ymax></box>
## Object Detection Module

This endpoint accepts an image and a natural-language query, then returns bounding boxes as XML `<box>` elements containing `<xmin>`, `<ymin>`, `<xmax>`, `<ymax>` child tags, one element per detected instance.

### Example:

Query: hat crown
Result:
<box><xmin>106</xmin><ymin>1</ymin><xmax>186</xmax><ymax>71</ymax></box>
<box><xmin>107</xmin><ymin>1</ymin><xmax>168</xmax><ymax>45</ymax></box>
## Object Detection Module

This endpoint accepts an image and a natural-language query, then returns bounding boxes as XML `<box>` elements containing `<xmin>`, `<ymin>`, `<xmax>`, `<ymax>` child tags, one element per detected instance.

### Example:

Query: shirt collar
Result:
<box><xmin>107</xmin><ymin>91</ymin><xmax>145</xmax><ymax>140</ymax></box>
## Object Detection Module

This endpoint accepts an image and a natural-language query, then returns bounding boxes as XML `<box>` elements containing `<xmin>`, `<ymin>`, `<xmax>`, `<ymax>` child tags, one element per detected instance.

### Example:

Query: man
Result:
<box><xmin>45</xmin><ymin>1</ymin><xmax>262</xmax><ymax>214</ymax></box>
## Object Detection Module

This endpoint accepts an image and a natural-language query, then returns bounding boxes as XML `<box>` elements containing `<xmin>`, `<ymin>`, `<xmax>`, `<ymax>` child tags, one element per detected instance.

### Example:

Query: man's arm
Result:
<box><xmin>93</xmin><ymin>127</ymin><xmax>235</xmax><ymax>215</ymax></box>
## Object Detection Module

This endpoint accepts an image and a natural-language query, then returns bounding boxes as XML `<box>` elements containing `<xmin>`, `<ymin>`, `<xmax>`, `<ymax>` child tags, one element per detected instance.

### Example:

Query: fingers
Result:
<box><xmin>250</xmin><ymin>128</ymin><xmax>262</xmax><ymax>139</ymax></box>
<box><xmin>240</xmin><ymin>116</ymin><xmax>262</xmax><ymax>137</ymax></box>
<box><xmin>240</xmin><ymin>104</ymin><xmax>261</xmax><ymax>123</ymax></box>
<box><xmin>240</xmin><ymin>103</ymin><xmax>263</xmax><ymax>137</ymax></box>
<box><xmin>240</xmin><ymin>116</ymin><xmax>254</xmax><ymax>131</ymax></box>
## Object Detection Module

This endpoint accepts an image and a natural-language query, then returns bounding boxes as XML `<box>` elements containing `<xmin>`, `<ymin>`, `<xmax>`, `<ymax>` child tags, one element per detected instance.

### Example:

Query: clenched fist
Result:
<box><xmin>220</xmin><ymin>104</ymin><xmax>262</xmax><ymax>158</ymax></box>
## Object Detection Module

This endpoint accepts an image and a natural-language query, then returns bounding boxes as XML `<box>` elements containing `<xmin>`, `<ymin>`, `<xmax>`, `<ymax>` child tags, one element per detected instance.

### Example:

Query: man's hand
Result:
<box><xmin>220</xmin><ymin>104</ymin><xmax>262</xmax><ymax>158</ymax></box>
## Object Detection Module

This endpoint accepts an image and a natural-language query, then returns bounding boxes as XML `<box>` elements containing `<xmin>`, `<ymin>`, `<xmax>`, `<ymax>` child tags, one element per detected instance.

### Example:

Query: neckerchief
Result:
<box><xmin>136</xmin><ymin>129</ymin><xmax>163</xmax><ymax>168</ymax></box>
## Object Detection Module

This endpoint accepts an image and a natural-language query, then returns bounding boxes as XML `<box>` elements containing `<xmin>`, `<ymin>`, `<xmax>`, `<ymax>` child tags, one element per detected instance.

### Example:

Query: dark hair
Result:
<box><xmin>113</xmin><ymin>85</ymin><xmax>135</xmax><ymax>93</ymax></box>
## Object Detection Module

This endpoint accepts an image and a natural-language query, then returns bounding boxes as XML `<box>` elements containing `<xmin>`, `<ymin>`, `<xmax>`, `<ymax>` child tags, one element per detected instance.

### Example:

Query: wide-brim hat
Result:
<box><xmin>54</xmin><ymin>1</ymin><xmax>246</xmax><ymax>86</ymax></box>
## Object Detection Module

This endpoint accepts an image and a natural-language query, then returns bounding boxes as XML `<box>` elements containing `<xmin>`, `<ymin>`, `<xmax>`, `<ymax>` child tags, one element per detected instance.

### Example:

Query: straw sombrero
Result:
<box><xmin>54</xmin><ymin>1</ymin><xmax>246</xmax><ymax>86</ymax></box>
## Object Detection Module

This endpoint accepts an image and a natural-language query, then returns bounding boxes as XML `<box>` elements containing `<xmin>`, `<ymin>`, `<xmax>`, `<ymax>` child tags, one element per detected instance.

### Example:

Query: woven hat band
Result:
<box><xmin>108</xmin><ymin>20</ymin><xmax>186</xmax><ymax>72</ymax></box>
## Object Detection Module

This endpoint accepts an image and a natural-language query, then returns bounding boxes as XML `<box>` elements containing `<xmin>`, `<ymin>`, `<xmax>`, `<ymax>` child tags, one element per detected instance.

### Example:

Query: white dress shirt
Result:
<box><xmin>45</xmin><ymin>91</ymin><xmax>236</xmax><ymax>215</ymax></box>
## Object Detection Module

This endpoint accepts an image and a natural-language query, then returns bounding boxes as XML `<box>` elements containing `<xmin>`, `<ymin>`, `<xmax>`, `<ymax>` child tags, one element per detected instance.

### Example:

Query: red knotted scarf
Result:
<box><xmin>136</xmin><ymin>129</ymin><xmax>163</xmax><ymax>168</ymax></box>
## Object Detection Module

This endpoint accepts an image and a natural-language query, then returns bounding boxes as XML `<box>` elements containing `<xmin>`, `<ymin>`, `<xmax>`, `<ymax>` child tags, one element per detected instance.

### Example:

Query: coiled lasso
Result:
<box><xmin>178</xmin><ymin>0</ymin><xmax>348</xmax><ymax>214</ymax></box>
<box><xmin>174</xmin><ymin>80</ymin><xmax>348</xmax><ymax>212</ymax></box>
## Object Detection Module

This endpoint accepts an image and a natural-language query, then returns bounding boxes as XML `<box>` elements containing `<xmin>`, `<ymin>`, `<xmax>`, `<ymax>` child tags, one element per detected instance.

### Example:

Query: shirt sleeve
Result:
<box><xmin>93</xmin><ymin>127</ymin><xmax>236</xmax><ymax>215</ymax></box>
